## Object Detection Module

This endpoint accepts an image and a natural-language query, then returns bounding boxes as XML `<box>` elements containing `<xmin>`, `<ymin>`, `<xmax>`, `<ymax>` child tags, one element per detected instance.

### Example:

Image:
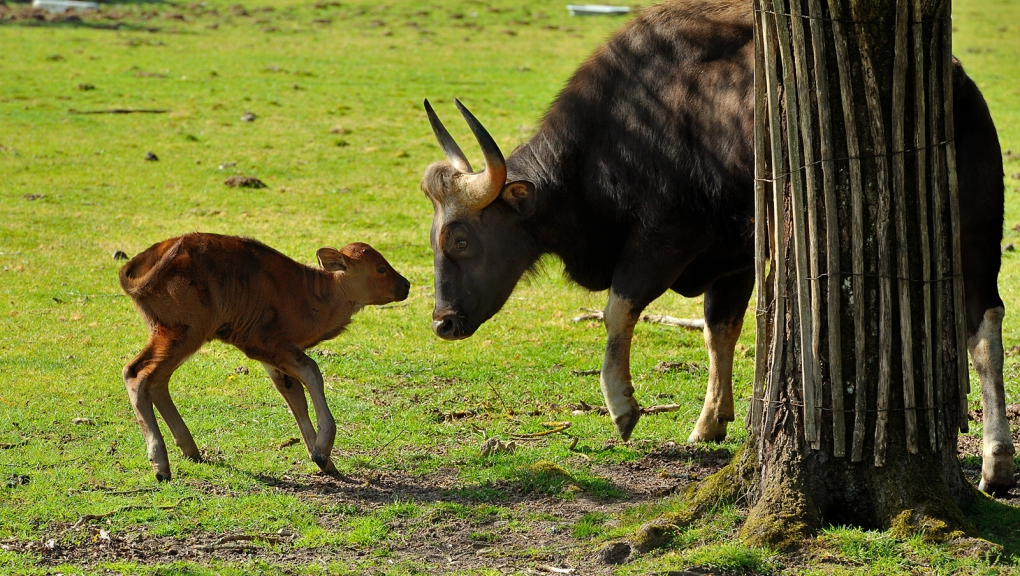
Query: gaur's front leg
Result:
<box><xmin>600</xmin><ymin>247</ymin><xmax>692</xmax><ymax>440</ymax></box>
<box><xmin>688</xmin><ymin>268</ymin><xmax>754</xmax><ymax>443</ymax></box>
<box><xmin>600</xmin><ymin>289</ymin><xmax>643</xmax><ymax>440</ymax></box>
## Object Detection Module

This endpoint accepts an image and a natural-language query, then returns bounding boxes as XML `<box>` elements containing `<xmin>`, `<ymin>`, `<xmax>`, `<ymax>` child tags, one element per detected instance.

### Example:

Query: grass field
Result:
<box><xmin>1</xmin><ymin>0</ymin><xmax>1019</xmax><ymax>573</ymax></box>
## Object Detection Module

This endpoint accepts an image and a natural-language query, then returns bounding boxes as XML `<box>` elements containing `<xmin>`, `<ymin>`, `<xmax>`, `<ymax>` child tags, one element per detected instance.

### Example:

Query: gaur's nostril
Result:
<box><xmin>433</xmin><ymin>317</ymin><xmax>455</xmax><ymax>338</ymax></box>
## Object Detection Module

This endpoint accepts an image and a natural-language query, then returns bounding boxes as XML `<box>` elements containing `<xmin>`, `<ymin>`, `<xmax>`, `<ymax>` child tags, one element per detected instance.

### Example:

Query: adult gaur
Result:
<box><xmin>419</xmin><ymin>0</ymin><xmax>1012</xmax><ymax>493</ymax></box>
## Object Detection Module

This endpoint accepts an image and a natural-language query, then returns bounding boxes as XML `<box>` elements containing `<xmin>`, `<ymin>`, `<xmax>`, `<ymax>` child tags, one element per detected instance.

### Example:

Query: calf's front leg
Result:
<box><xmin>263</xmin><ymin>363</ymin><xmax>337</xmax><ymax>473</ymax></box>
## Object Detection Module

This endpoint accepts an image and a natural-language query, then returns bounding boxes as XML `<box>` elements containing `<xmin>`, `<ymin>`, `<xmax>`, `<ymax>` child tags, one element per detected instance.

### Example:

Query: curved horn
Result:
<box><xmin>455</xmin><ymin>98</ymin><xmax>507</xmax><ymax>211</ymax></box>
<box><xmin>424</xmin><ymin>99</ymin><xmax>473</xmax><ymax>173</ymax></box>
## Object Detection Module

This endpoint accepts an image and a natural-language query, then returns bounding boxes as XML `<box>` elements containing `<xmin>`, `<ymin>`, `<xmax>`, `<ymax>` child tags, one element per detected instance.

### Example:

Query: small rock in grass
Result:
<box><xmin>224</xmin><ymin>175</ymin><xmax>267</xmax><ymax>189</ymax></box>
<box><xmin>1003</xmin><ymin>244</ymin><xmax>1014</xmax><ymax>253</ymax></box>
<box><xmin>6</xmin><ymin>474</ymin><xmax>30</xmax><ymax>488</ymax></box>
<box><xmin>479</xmin><ymin>437</ymin><xmax>516</xmax><ymax>457</ymax></box>
<box><xmin>112</xmin><ymin>250</ymin><xmax>129</xmax><ymax>260</ymax></box>
<box><xmin>144</xmin><ymin>151</ymin><xmax>158</xmax><ymax>161</ymax></box>
<box><xmin>234</xmin><ymin>365</ymin><xmax>249</xmax><ymax>375</ymax></box>
<box><xmin>240</xmin><ymin>111</ymin><xmax>256</xmax><ymax>122</ymax></box>
<box><xmin>77</xmin><ymin>83</ymin><xmax>95</xmax><ymax>91</ymax></box>
<box><xmin>71</xmin><ymin>417</ymin><xmax>95</xmax><ymax>425</ymax></box>
<box><xmin>598</xmin><ymin>541</ymin><xmax>631</xmax><ymax>565</ymax></box>
<box><xmin>23</xmin><ymin>193</ymin><xmax>44</xmax><ymax>201</ymax></box>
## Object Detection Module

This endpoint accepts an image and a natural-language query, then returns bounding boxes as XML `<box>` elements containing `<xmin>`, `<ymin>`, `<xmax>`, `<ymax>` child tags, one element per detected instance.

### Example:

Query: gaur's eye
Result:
<box><xmin>377</xmin><ymin>266</ymin><xmax>387</xmax><ymax>274</ymax></box>
<box><xmin>455</xmin><ymin>239</ymin><xmax>468</xmax><ymax>251</ymax></box>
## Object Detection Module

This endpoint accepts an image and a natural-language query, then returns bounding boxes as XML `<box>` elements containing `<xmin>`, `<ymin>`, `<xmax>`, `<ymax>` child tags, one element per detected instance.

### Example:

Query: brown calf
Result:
<box><xmin>119</xmin><ymin>232</ymin><xmax>410</xmax><ymax>481</ymax></box>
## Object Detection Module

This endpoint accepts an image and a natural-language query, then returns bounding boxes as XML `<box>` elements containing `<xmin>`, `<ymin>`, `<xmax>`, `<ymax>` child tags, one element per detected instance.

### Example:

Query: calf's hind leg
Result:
<box><xmin>688</xmin><ymin>268</ymin><xmax>754</xmax><ymax>443</ymax></box>
<box><xmin>263</xmin><ymin>363</ymin><xmax>338</xmax><ymax>474</ymax></box>
<box><xmin>123</xmin><ymin>325</ymin><xmax>203</xmax><ymax>481</ymax></box>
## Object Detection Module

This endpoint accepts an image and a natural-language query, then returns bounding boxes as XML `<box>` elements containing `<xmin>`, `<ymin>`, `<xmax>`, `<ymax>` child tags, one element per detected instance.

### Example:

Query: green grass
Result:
<box><xmin>1</xmin><ymin>0</ymin><xmax>1020</xmax><ymax>573</ymax></box>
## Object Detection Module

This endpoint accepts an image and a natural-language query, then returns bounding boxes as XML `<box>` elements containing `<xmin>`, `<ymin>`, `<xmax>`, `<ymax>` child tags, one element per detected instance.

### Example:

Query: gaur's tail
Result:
<box><xmin>118</xmin><ymin>237</ymin><xmax>184</xmax><ymax>297</ymax></box>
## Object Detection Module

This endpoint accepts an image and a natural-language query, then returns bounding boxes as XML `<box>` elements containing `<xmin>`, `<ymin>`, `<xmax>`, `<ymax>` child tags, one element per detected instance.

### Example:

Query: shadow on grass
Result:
<box><xmin>180</xmin><ymin>441</ymin><xmax>736</xmax><ymax>514</ymax></box>
<box><xmin>3</xmin><ymin>0</ymin><xmax>174</xmax><ymax>5</ymax></box>
<box><xmin>0</xmin><ymin>17</ymin><xmax>161</xmax><ymax>31</ymax></box>
<box><xmin>970</xmin><ymin>495</ymin><xmax>1020</xmax><ymax>558</ymax></box>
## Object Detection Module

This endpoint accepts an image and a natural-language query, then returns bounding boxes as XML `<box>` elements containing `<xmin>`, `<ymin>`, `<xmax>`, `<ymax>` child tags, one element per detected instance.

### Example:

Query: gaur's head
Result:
<box><xmin>316</xmin><ymin>242</ymin><xmax>411</xmax><ymax>306</ymax></box>
<box><xmin>421</xmin><ymin>99</ymin><xmax>539</xmax><ymax>340</ymax></box>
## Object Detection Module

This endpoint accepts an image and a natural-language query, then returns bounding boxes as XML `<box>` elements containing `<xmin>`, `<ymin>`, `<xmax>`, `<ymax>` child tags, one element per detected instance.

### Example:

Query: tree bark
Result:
<box><xmin>740</xmin><ymin>0</ymin><xmax>977</xmax><ymax>545</ymax></box>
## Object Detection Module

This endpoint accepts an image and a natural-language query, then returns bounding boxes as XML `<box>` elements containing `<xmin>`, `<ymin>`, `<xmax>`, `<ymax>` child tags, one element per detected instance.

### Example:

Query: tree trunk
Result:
<box><xmin>742</xmin><ymin>0</ymin><xmax>977</xmax><ymax>544</ymax></box>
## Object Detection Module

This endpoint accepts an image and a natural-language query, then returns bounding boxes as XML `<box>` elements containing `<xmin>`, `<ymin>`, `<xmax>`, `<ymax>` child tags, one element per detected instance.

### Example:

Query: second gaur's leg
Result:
<box><xmin>960</xmin><ymin>219</ymin><xmax>1014</xmax><ymax>495</ymax></box>
<box><xmin>969</xmin><ymin>305</ymin><xmax>1013</xmax><ymax>495</ymax></box>
<box><xmin>263</xmin><ymin>362</ymin><xmax>337</xmax><ymax>474</ymax></box>
<box><xmin>688</xmin><ymin>268</ymin><xmax>754</xmax><ymax>443</ymax></box>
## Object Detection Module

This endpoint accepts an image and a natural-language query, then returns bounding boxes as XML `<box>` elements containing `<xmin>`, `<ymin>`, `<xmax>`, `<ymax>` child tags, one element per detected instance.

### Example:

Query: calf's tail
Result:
<box><xmin>118</xmin><ymin>237</ymin><xmax>184</xmax><ymax>297</ymax></box>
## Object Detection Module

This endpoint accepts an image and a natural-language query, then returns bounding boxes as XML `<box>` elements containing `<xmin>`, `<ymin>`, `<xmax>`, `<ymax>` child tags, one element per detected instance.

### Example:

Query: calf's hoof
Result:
<box><xmin>311</xmin><ymin>452</ymin><xmax>337</xmax><ymax>474</ymax></box>
<box><xmin>613</xmin><ymin>411</ymin><xmax>641</xmax><ymax>441</ymax></box>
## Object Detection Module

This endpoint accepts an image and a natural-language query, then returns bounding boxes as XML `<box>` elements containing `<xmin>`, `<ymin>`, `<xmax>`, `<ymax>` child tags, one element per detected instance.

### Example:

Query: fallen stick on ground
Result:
<box><xmin>513</xmin><ymin>421</ymin><xmax>572</xmax><ymax>439</ymax></box>
<box><xmin>572</xmin><ymin>400</ymin><xmax>682</xmax><ymax>416</ymax></box>
<box><xmin>641</xmin><ymin>404</ymin><xmax>683</xmax><ymax>415</ymax></box>
<box><xmin>68</xmin><ymin>108</ymin><xmax>169</xmax><ymax>114</ymax></box>
<box><xmin>570</xmin><ymin>308</ymin><xmax>705</xmax><ymax>330</ymax></box>
<box><xmin>199</xmin><ymin>533</ymin><xmax>293</xmax><ymax>550</ymax></box>
<box><xmin>73</xmin><ymin>497</ymin><xmax>195</xmax><ymax>527</ymax></box>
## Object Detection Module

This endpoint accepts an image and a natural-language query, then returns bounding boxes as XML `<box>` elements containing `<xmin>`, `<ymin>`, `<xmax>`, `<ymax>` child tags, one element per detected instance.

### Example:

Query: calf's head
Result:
<box><xmin>317</xmin><ymin>242</ymin><xmax>411</xmax><ymax>305</ymax></box>
<box><xmin>421</xmin><ymin>99</ymin><xmax>540</xmax><ymax>340</ymax></box>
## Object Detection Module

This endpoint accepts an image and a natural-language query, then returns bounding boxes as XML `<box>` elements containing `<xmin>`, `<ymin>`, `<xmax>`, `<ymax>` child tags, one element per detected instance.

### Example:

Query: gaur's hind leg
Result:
<box><xmin>123</xmin><ymin>325</ymin><xmax>203</xmax><ymax>481</ymax></box>
<box><xmin>688</xmin><ymin>268</ymin><xmax>754</xmax><ymax>443</ymax></box>
<box><xmin>969</xmin><ymin>306</ymin><xmax>1013</xmax><ymax>495</ymax></box>
<box><xmin>263</xmin><ymin>362</ymin><xmax>338</xmax><ymax>474</ymax></box>
<box><xmin>962</xmin><ymin>227</ymin><xmax>1014</xmax><ymax>495</ymax></box>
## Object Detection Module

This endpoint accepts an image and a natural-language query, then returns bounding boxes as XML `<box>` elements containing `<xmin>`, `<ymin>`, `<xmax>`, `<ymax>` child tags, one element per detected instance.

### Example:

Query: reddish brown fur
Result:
<box><xmin>120</xmin><ymin>232</ymin><xmax>410</xmax><ymax>481</ymax></box>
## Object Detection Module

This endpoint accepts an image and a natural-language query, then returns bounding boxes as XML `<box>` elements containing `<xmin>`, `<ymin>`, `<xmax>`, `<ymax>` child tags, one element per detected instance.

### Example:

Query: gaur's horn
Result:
<box><xmin>454</xmin><ymin>98</ymin><xmax>506</xmax><ymax>211</ymax></box>
<box><xmin>425</xmin><ymin>99</ymin><xmax>473</xmax><ymax>174</ymax></box>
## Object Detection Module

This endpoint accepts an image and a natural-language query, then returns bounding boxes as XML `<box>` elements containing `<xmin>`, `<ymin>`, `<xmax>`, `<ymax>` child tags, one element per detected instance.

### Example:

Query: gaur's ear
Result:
<box><xmin>501</xmin><ymin>180</ymin><xmax>536</xmax><ymax>216</ymax></box>
<box><xmin>316</xmin><ymin>247</ymin><xmax>349</xmax><ymax>272</ymax></box>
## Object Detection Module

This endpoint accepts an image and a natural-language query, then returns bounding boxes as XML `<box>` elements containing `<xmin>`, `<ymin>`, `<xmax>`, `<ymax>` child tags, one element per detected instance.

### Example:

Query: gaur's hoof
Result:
<box><xmin>687</xmin><ymin>430</ymin><xmax>727</xmax><ymax>443</ymax></box>
<box><xmin>978</xmin><ymin>476</ymin><xmax>1015</xmax><ymax>497</ymax></box>
<box><xmin>980</xmin><ymin>443</ymin><xmax>1016</xmax><ymax>496</ymax></box>
<box><xmin>155</xmin><ymin>472</ymin><xmax>172</xmax><ymax>483</ymax></box>
<box><xmin>614</xmin><ymin>411</ymin><xmax>640</xmax><ymax>441</ymax></box>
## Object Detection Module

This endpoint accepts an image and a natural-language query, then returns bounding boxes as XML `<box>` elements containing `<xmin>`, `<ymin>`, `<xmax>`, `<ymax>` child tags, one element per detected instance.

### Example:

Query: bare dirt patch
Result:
<box><xmin>6</xmin><ymin>439</ymin><xmax>1009</xmax><ymax>572</ymax></box>
<box><xmin>3</xmin><ymin>443</ymin><xmax>734</xmax><ymax>573</ymax></box>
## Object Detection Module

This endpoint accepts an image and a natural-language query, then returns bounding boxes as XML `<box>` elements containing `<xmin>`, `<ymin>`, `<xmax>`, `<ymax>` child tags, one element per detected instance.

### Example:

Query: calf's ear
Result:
<box><xmin>501</xmin><ymin>180</ymin><xmax>536</xmax><ymax>217</ymax></box>
<box><xmin>316</xmin><ymin>247</ymin><xmax>349</xmax><ymax>272</ymax></box>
